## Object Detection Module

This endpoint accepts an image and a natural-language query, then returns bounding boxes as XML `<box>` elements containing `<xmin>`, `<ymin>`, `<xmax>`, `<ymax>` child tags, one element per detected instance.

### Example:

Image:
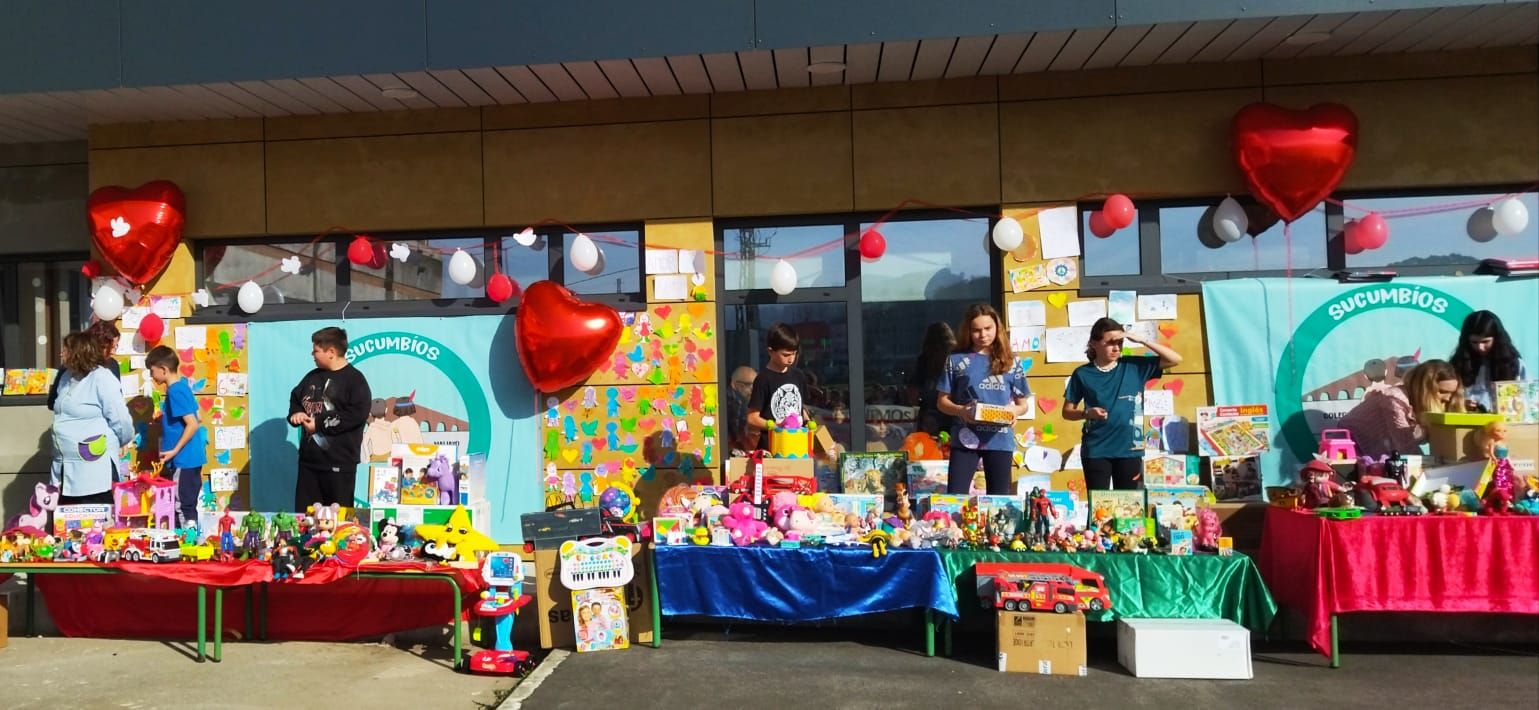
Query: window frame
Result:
<box><xmin>714</xmin><ymin>208</ymin><xmax>1001</xmax><ymax>452</ymax></box>
<box><xmin>189</xmin><ymin>222</ymin><xmax>645</xmax><ymax>323</ymax></box>
<box><xmin>0</xmin><ymin>251</ymin><xmax>91</xmax><ymax>406</ymax></box>
<box><xmin>1077</xmin><ymin>184</ymin><xmax>1537</xmax><ymax>294</ymax></box>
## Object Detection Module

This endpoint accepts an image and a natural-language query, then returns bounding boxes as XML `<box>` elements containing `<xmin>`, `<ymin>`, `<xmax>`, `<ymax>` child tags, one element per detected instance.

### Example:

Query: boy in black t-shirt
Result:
<box><xmin>746</xmin><ymin>323</ymin><xmax>810</xmax><ymax>450</ymax></box>
<box><xmin>288</xmin><ymin>327</ymin><xmax>371</xmax><ymax>511</ymax></box>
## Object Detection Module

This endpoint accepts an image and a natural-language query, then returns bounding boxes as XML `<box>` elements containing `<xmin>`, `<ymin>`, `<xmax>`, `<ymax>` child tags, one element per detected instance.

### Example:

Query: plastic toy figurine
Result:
<box><xmin>31</xmin><ymin>533</ymin><xmax>58</xmax><ymax>561</ymax></box>
<box><xmin>1481</xmin><ymin>421</ymin><xmax>1509</xmax><ymax>460</ymax></box>
<box><xmin>5</xmin><ymin>481</ymin><xmax>58</xmax><ymax>531</ymax></box>
<box><xmin>1194</xmin><ymin>508</ymin><xmax>1222</xmax><ymax>552</ymax></box>
<box><xmin>1318</xmin><ymin>428</ymin><xmax>1358</xmax><ymax>462</ymax></box>
<box><xmin>238</xmin><ymin>512</ymin><xmax>268</xmax><ymax>560</ymax></box>
<box><xmin>1301</xmin><ymin>460</ymin><xmax>1353</xmax><ymax>509</ymax></box>
<box><xmin>1485</xmin><ymin>445</ymin><xmax>1517</xmax><ymax>515</ymax></box>
<box><xmin>959</xmin><ymin>498</ymin><xmax>985</xmax><ymax>548</ymax></box>
<box><xmin>216</xmin><ymin>509</ymin><xmax>237</xmax><ymax>561</ymax></box>
<box><xmin>466</xmin><ymin>552</ymin><xmax>535</xmax><ymax>675</ymax></box>
<box><xmin>425</xmin><ymin>453</ymin><xmax>459</xmax><ymax>506</ymax></box>
<box><xmin>892</xmin><ymin>482</ymin><xmax>913</xmax><ymax>527</ymax></box>
<box><xmin>270</xmin><ymin>511</ymin><xmax>300</xmax><ymax>544</ymax></box>
<box><xmin>373</xmin><ymin>517</ymin><xmax>410</xmax><ymax>561</ymax></box>
<box><xmin>1382</xmin><ymin>450</ymin><xmax>1410</xmax><ymax>487</ymax></box>
<box><xmin>309</xmin><ymin>503</ymin><xmax>339</xmax><ymax>543</ymax></box>
<box><xmin>1027</xmin><ymin>488</ymin><xmax>1054</xmax><ymax>546</ymax></box>
<box><xmin>271</xmin><ymin>540</ymin><xmax>306</xmax><ymax>580</ymax></box>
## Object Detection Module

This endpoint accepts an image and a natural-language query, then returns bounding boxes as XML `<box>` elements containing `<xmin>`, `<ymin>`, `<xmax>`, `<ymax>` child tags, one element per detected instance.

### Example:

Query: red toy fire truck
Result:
<box><xmin>976</xmin><ymin>562</ymin><xmax>1112</xmax><ymax>614</ymax></box>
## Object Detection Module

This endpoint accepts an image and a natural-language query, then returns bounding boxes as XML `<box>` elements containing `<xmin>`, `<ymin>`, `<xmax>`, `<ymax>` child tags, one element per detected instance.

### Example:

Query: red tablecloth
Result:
<box><xmin>27</xmin><ymin>560</ymin><xmax>485</xmax><ymax>641</ymax></box>
<box><xmin>1259</xmin><ymin>507</ymin><xmax>1539</xmax><ymax>657</ymax></box>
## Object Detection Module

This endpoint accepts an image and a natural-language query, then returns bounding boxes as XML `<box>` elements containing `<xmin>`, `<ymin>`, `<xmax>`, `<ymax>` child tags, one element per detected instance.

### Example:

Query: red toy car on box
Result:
<box><xmin>976</xmin><ymin>562</ymin><xmax>1112</xmax><ymax>613</ymax></box>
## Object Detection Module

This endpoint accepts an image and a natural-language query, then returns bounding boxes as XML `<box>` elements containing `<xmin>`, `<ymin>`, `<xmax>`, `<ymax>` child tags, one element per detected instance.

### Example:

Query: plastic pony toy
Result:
<box><xmin>5</xmin><ymin>482</ymin><xmax>58</xmax><ymax>531</ymax></box>
<box><xmin>424</xmin><ymin>453</ymin><xmax>458</xmax><ymax>506</ymax></box>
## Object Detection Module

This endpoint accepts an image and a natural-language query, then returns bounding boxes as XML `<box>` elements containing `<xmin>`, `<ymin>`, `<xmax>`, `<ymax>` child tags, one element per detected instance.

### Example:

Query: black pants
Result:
<box><xmin>1083</xmin><ymin>457</ymin><xmax>1143</xmax><ymax>490</ymax></box>
<box><xmin>946</xmin><ymin>448</ymin><xmax>1014</xmax><ymax>495</ymax></box>
<box><xmin>295</xmin><ymin>463</ymin><xmax>356</xmax><ymax>512</ymax></box>
<box><xmin>172</xmin><ymin>466</ymin><xmax>203</xmax><ymax>527</ymax></box>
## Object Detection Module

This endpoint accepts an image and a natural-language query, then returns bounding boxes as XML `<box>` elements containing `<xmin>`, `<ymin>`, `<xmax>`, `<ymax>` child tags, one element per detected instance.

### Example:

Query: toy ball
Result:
<box><xmin>598</xmin><ymin>485</ymin><xmax>634</xmax><ymax>519</ymax></box>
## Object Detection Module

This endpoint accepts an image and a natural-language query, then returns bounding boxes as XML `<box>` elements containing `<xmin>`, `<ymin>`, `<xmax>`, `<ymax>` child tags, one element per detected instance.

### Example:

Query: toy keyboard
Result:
<box><xmin>558</xmin><ymin>536</ymin><xmax>635</xmax><ymax>590</ymax></box>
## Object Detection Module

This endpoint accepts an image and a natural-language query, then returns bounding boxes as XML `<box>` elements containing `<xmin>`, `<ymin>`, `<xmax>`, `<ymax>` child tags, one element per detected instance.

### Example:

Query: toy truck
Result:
<box><xmin>118</xmin><ymin>528</ymin><xmax>183</xmax><ymax>563</ymax></box>
<box><xmin>976</xmin><ymin>562</ymin><xmax>1113</xmax><ymax>613</ymax></box>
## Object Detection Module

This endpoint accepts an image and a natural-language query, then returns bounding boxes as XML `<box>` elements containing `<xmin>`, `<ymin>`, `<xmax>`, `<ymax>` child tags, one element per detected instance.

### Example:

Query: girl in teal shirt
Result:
<box><xmin>1063</xmin><ymin>317</ymin><xmax>1183</xmax><ymax>490</ymax></box>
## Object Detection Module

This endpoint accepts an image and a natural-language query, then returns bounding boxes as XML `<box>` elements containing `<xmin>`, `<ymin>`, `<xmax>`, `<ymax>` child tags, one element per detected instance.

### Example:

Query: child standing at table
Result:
<box><xmin>936</xmin><ymin>304</ymin><xmax>1031</xmax><ymax>495</ymax></box>
<box><xmin>746</xmin><ymin>323</ymin><xmax>811</xmax><ymax>448</ymax></box>
<box><xmin>1063</xmin><ymin>318</ymin><xmax>1183</xmax><ymax>490</ymax></box>
<box><xmin>147</xmin><ymin>345</ymin><xmax>207</xmax><ymax>528</ymax></box>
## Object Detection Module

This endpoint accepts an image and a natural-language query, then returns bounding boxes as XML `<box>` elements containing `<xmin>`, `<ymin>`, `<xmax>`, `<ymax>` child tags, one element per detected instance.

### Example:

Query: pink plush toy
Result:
<box><xmin>1194</xmin><ymin>507</ymin><xmax>1222</xmax><ymax>551</ymax></box>
<box><xmin>769</xmin><ymin>492</ymin><xmax>817</xmax><ymax>541</ymax></box>
<box><xmin>721</xmin><ymin>502</ymin><xmax>768</xmax><ymax>546</ymax></box>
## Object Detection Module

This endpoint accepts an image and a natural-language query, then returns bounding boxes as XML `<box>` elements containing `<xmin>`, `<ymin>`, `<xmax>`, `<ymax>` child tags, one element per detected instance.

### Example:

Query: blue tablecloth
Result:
<box><xmin>654</xmin><ymin>546</ymin><xmax>959</xmax><ymax>622</ymax></box>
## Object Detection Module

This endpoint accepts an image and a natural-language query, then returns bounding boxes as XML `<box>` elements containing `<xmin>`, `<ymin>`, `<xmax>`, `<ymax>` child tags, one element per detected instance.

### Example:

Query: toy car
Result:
<box><xmin>1315</xmin><ymin>507</ymin><xmax>1363</xmax><ymax>520</ymax></box>
<box><xmin>1358</xmin><ymin>476</ymin><xmax>1423</xmax><ymax>515</ymax></box>
<box><xmin>179</xmin><ymin>541</ymin><xmax>216</xmax><ymax>562</ymax></box>
<box><xmin>976</xmin><ymin>562</ymin><xmax>1112</xmax><ymax>614</ymax></box>
<box><xmin>119</xmin><ymin>528</ymin><xmax>183</xmax><ymax>563</ymax></box>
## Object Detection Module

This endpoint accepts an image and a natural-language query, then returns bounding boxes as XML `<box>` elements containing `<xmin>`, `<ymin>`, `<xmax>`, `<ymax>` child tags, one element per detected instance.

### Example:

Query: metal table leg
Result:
<box><xmin>924</xmin><ymin>610</ymin><xmax>935</xmax><ymax>657</ymax></box>
<box><xmin>650</xmin><ymin>545</ymin><xmax>662</xmax><ymax>649</ymax></box>
<box><xmin>1330</xmin><ymin>615</ymin><xmax>1340</xmax><ymax>669</ymax></box>
<box><xmin>212</xmin><ymin>587</ymin><xmax>224</xmax><ymax>662</ymax></box>
<box><xmin>25</xmin><ymin>574</ymin><xmax>36</xmax><ymax>637</ymax></box>
<box><xmin>196</xmin><ymin>585</ymin><xmax>207</xmax><ymax>662</ymax></box>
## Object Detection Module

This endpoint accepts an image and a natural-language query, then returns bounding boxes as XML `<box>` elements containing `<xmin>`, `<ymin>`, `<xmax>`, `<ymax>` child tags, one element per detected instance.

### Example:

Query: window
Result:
<box><xmin>1082</xmin><ymin>208</ymin><xmax>1141</xmax><ymax>277</ymax></box>
<box><xmin>1159</xmin><ymin>204</ymin><xmax>1326</xmax><ymax>274</ymax></box>
<box><xmin>718</xmin><ymin>211</ymin><xmax>999</xmax><ymax>453</ymax></box>
<box><xmin>0</xmin><ymin>256</ymin><xmax>90</xmax><ymax>388</ymax></box>
<box><xmin>498</xmin><ymin>233</ymin><xmax>556</xmax><ymax>293</ymax></box>
<box><xmin>1341</xmin><ymin>191</ymin><xmax>1538</xmax><ymax>270</ymax></box>
<box><xmin>561</xmin><ymin>230</ymin><xmax>642</xmax><ymax>297</ymax></box>
<box><xmin>352</xmin><ymin>237</ymin><xmax>487</xmax><ymax>301</ymax></box>
<box><xmin>201</xmin><ymin>240</ymin><xmax>338</xmax><ymax>306</ymax></box>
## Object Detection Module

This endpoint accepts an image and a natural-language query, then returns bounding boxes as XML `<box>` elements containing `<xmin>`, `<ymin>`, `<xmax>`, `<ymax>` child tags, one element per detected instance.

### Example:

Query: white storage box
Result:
<box><xmin>1117</xmin><ymin>618</ymin><xmax>1253</xmax><ymax>679</ymax></box>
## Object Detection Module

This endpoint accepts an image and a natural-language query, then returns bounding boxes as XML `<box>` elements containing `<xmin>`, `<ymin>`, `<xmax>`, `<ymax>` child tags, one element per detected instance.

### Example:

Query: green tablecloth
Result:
<box><xmin>938</xmin><ymin>550</ymin><xmax>1278</xmax><ymax>633</ymax></box>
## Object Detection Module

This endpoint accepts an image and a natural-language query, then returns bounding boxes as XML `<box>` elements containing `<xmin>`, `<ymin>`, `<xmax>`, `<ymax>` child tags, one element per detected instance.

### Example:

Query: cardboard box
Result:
<box><xmin>972</xmin><ymin>403</ymin><xmax>1017</xmax><ymax>426</ymax></box>
<box><xmin>535</xmin><ymin>544</ymin><xmax>654</xmax><ymax>649</ymax></box>
<box><xmin>365</xmin><ymin>501</ymin><xmax>489</xmax><ymax>531</ymax></box>
<box><xmin>997</xmin><ymin>611</ymin><xmax>1087</xmax><ymax>675</ymax></box>
<box><xmin>1428</xmin><ymin>421</ymin><xmax>1537</xmax><ymax>466</ymax></box>
<box><xmin>725</xmin><ymin>456</ymin><xmax>816</xmax><ymax>482</ymax></box>
<box><xmin>1117</xmin><ymin>618</ymin><xmax>1253</xmax><ymax>679</ymax></box>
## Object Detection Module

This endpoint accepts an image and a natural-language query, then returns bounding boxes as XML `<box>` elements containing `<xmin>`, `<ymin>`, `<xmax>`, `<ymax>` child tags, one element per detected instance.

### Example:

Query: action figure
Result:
<box><xmin>1027</xmin><ymin>488</ymin><xmax>1054</xmax><ymax>546</ymax></box>
<box><xmin>959</xmin><ymin>498</ymin><xmax>984</xmax><ymax>548</ymax></box>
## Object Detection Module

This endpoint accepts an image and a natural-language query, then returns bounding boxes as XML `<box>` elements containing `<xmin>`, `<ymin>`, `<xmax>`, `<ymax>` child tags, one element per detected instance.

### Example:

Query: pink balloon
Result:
<box><xmin>1088</xmin><ymin>211</ymin><xmax>1115</xmax><ymax>238</ymax></box>
<box><xmin>1356</xmin><ymin>212</ymin><xmax>1388</xmax><ymax>250</ymax></box>
<box><xmin>1102</xmin><ymin>194</ymin><xmax>1135</xmax><ymax>230</ymax></box>
<box><xmin>859</xmin><ymin>229</ymin><xmax>887</xmax><ymax>260</ymax></box>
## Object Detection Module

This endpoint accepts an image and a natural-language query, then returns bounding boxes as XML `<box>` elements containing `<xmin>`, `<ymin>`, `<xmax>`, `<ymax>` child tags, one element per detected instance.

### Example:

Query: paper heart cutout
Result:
<box><xmin>655</xmin><ymin>305</ymin><xmax>672</xmax><ymax>319</ymax></box>
<box><xmin>1047</xmin><ymin>293</ymin><xmax>1068</xmax><ymax>308</ymax></box>
<box><xmin>560</xmin><ymin>449</ymin><xmax>579</xmax><ymax>464</ymax></box>
<box><xmin>1146</xmin><ymin>379</ymin><xmax>1161</xmax><ymax>390</ymax></box>
<box><xmin>638</xmin><ymin>417</ymin><xmax>657</xmax><ymax>431</ymax></box>
<box><xmin>1233</xmin><ymin>102</ymin><xmax>1359</xmax><ymax>222</ymax></box>
<box><xmin>199</xmin><ymin>398</ymin><xmax>214</xmax><ymax>411</ymax></box>
<box><xmin>687</xmin><ymin>303</ymin><xmax>707</xmax><ymax>317</ymax></box>
<box><xmin>591</xmin><ymin>437</ymin><xmax>607</xmax><ymax>451</ymax></box>
<box><xmin>515</xmin><ymin>281</ymin><xmax>623</xmax><ymax>392</ymax></box>
<box><xmin>87</xmin><ymin>181</ymin><xmax>186</xmax><ymax>285</ymax></box>
<box><xmin>697</xmin><ymin>348</ymin><xmax>714</xmax><ymax>362</ymax></box>
<box><xmin>180</xmin><ymin>364</ymin><xmax>196</xmax><ymax>377</ymax></box>
<box><xmin>1163</xmin><ymin>379</ymin><xmax>1185</xmax><ymax>397</ymax></box>
<box><xmin>1159</xmin><ymin>324</ymin><xmax>1178</xmax><ymax>340</ymax></box>
<box><xmin>1037</xmin><ymin>397</ymin><xmax>1058</xmax><ymax>414</ymax></box>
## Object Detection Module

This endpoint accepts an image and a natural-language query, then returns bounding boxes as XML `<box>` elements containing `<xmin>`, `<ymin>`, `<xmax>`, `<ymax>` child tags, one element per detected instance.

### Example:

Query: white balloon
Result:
<box><xmin>991</xmin><ymin>217</ymin><xmax>1024</xmax><ymax>251</ymax></box>
<box><xmin>1213</xmin><ymin>196</ymin><xmax>1249</xmax><ymax>243</ymax></box>
<box><xmin>91</xmin><ymin>284</ymin><xmax>125</xmax><ymax>321</ymax></box>
<box><xmin>447</xmin><ymin>249</ymin><xmax>478</xmax><ymax>285</ymax></box>
<box><xmin>1491</xmin><ymin>197</ymin><xmax>1530</xmax><ymax>236</ymax></box>
<box><xmin>770</xmin><ymin>259</ymin><xmax>797</xmax><ymax>296</ymax></box>
<box><xmin>583</xmin><ymin>247</ymin><xmax>607</xmax><ymax>276</ymax></box>
<box><xmin>569</xmin><ymin>233</ymin><xmax>599</xmax><ymax>273</ymax></box>
<box><xmin>237</xmin><ymin>281</ymin><xmax>265</xmax><ymax>314</ymax></box>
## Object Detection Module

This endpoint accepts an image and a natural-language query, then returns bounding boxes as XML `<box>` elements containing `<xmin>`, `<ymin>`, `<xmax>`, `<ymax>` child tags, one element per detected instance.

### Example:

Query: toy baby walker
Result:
<box><xmin>466</xmin><ymin>551</ymin><xmax>535</xmax><ymax>675</ymax></box>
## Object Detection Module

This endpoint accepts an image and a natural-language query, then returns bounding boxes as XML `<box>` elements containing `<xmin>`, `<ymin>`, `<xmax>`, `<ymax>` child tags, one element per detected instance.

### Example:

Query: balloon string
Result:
<box><xmin>1326</xmin><ymin>185</ymin><xmax>1535</xmax><ymax>218</ymax></box>
<box><xmin>1284</xmin><ymin>221</ymin><xmax>1297</xmax><ymax>387</ymax></box>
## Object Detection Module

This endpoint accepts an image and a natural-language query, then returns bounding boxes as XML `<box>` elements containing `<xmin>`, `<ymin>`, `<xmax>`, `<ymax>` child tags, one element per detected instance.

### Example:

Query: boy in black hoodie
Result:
<box><xmin>288</xmin><ymin>327</ymin><xmax>371</xmax><ymax>511</ymax></box>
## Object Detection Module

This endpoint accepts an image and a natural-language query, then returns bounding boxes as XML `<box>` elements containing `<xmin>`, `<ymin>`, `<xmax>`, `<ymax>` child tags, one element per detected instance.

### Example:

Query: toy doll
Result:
<box><xmin>1301</xmin><ymin>460</ymin><xmax>1352</xmax><ymax>508</ymax></box>
<box><xmin>1194</xmin><ymin>508</ymin><xmax>1222</xmax><ymax>552</ymax></box>
<box><xmin>310</xmin><ymin>503</ymin><xmax>339</xmax><ymax>543</ymax></box>
<box><xmin>1485</xmin><ymin>446</ymin><xmax>1517</xmax><ymax>515</ymax></box>
<box><xmin>1482</xmin><ymin>421</ymin><xmax>1508</xmax><ymax>460</ymax></box>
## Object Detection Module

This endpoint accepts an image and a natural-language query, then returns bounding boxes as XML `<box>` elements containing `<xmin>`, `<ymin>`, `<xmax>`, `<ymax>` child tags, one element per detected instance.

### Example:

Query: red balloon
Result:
<box><xmin>86</xmin><ymin>181</ymin><xmax>185</xmax><ymax>285</ymax></box>
<box><xmin>347</xmin><ymin>236</ymin><xmax>376</xmax><ymax>266</ymax></box>
<box><xmin>139</xmin><ymin>313</ymin><xmax>165</xmax><ymax>343</ymax></box>
<box><xmin>366</xmin><ymin>244</ymin><xmax>388</xmax><ymax>270</ymax></box>
<box><xmin>858</xmin><ymin>229</ymin><xmax>886</xmax><ymax>260</ymax></box>
<box><xmin>1102</xmin><ymin>194</ymin><xmax>1135</xmax><ymax>230</ymax></box>
<box><xmin>1088</xmin><ymin>211</ymin><xmax>1115</xmax><ymax>238</ymax></box>
<box><xmin>1233</xmin><ymin>102</ymin><xmax>1359</xmax><ymax>222</ymax></box>
<box><xmin>1356</xmin><ymin>213</ymin><xmax>1389</xmax><ymax>250</ymax></box>
<box><xmin>515</xmin><ymin>281</ymin><xmax>623</xmax><ymax>392</ymax></box>
<box><xmin>81</xmin><ymin>260</ymin><xmax>102</xmax><ymax>279</ymax></box>
<box><xmin>487</xmin><ymin>273</ymin><xmax>519</xmax><ymax>303</ymax></box>
<box><xmin>1342</xmin><ymin>222</ymin><xmax>1366</xmax><ymax>255</ymax></box>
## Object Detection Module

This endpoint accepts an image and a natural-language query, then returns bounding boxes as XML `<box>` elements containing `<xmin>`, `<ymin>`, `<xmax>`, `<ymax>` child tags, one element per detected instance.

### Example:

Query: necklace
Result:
<box><xmin>1094</xmin><ymin>360</ymin><xmax>1117</xmax><ymax>373</ymax></box>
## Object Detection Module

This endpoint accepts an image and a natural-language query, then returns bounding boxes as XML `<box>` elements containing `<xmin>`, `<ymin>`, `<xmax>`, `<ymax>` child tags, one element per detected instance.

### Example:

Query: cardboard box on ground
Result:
<box><xmin>535</xmin><ymin>544</ymin><xmax>654</xmax><ymax>649</ymax></box>
<box><xmin>997</xmin><ymin>611</ymin><xmax>1086</xmax><ymax>675</ymax></box>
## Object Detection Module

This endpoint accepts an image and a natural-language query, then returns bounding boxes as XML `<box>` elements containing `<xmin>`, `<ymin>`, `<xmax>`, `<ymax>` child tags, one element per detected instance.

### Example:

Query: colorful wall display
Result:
<box><xmin>247</xmin><ymin>315</ymin><xmax>538</xmax><ymax>542</ymax></box>
<box><xmin>1204</xmin><ymin>276</ymin><xmax>1539</xmax><ymax>484</ymax></box>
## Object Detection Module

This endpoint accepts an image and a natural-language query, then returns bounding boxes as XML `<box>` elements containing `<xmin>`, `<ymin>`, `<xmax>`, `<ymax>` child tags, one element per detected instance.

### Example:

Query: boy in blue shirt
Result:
<box><xmin>147</xmin><ymin>345</ymin><xmax>207</xmax><ymax>528</ymax></box>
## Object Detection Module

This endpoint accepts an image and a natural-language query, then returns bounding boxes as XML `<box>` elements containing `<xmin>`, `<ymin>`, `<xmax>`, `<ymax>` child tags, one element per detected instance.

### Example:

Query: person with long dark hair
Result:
<box><xmin>1063</xmin><ymin>318</ymin><xmax>1183</xmax><ymax>490</ymax></box>
<box><xmin>935</xmin><ymin>305</ymin><xmax>1030</xmax><ymax>495</ymax></box>
<box><xmin>1449</xmin><ymin>310</ymin><xmax>1527</xmax><ymax>412</ymax></box>
<box><xmin>907</xmin><ymin>321</ymin><xmax>957</xmax><ymax>436</ymax></box>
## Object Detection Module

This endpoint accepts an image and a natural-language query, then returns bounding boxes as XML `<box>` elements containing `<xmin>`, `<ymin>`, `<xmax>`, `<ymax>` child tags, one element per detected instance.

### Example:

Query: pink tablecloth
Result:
<box><xmin>1259</xmin><ymin>507</ymin><xmax>1539</xmax><ymax>657</ymax></box>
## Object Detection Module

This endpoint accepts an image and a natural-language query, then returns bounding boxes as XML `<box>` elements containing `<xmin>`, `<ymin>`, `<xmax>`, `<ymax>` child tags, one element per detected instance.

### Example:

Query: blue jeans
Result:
<box><xmin>173</xmin><ymin>466</ymin><xmax>204</xmax><ymax>527</ymax></box>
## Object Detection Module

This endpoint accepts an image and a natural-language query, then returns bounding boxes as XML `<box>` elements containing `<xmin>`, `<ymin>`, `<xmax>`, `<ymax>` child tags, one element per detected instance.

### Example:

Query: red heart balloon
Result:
<box><xmin>87</xmin><ymin>181</ymin><xmax>186</xmax><ymax>285</ymax></box>
<box><xmin>515</xmin><ymin>281</ymin><xmax>622</xmax><ymax>392</ymax></box>
<box><xmin>1232</xmin><ymin>103</ymin><xmax>1358</xmax><ymax>223</ymax></box>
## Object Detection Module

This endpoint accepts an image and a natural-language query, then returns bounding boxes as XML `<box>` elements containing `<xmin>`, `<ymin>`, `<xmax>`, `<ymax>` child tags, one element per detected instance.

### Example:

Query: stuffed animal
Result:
<box><xmin>720</xmin><ymin>502</ymin><xmax>768</xmax><ymax>546</ymax></box>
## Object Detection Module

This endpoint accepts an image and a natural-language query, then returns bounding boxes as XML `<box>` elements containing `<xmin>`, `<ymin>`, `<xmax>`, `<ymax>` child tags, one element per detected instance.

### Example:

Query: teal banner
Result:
<box><xmin>1202</xmin><ymin>276</ymin><xmax>1538</xmax><ymax>485</ymax></box>
<box><xmin>248</xmin><ymin>316</ymin><xmax>538</xmax><ymax>542</ymax></box>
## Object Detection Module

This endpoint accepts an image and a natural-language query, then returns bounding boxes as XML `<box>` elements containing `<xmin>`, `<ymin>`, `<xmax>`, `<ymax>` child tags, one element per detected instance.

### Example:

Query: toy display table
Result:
<box><xmin>1260</xmin><ymin>507</ymin><xmax>1539</xmax><ymax>667</ymax></box>
<box><xmin>2</xmin><ymin>560</ymin><xmax>485</xmax><ymax>667</ymax></box>
<box><xmin>651</xmin><ymin>546</ymin><xmax>960</xmax><ymax>655</ymax></box>
<box><xmin>933</xmin><ymin>549</ymin><xmax>1277</xmax><ymax>657</ymax></box>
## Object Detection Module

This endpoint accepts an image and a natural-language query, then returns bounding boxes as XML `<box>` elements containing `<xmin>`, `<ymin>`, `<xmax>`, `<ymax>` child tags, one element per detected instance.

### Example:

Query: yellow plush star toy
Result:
<box><xmin>416</xmin><ymin>506</ymin><xmax>499</xmax><ymax>565</ymax></box>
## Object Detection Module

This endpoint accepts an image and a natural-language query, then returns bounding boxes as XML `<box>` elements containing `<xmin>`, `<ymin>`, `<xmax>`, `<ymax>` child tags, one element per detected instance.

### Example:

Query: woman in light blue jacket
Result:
<box><xmin>51</xmin><ymin>331</ymin><xmax>135</xmax><ymax>505</ymax></box>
